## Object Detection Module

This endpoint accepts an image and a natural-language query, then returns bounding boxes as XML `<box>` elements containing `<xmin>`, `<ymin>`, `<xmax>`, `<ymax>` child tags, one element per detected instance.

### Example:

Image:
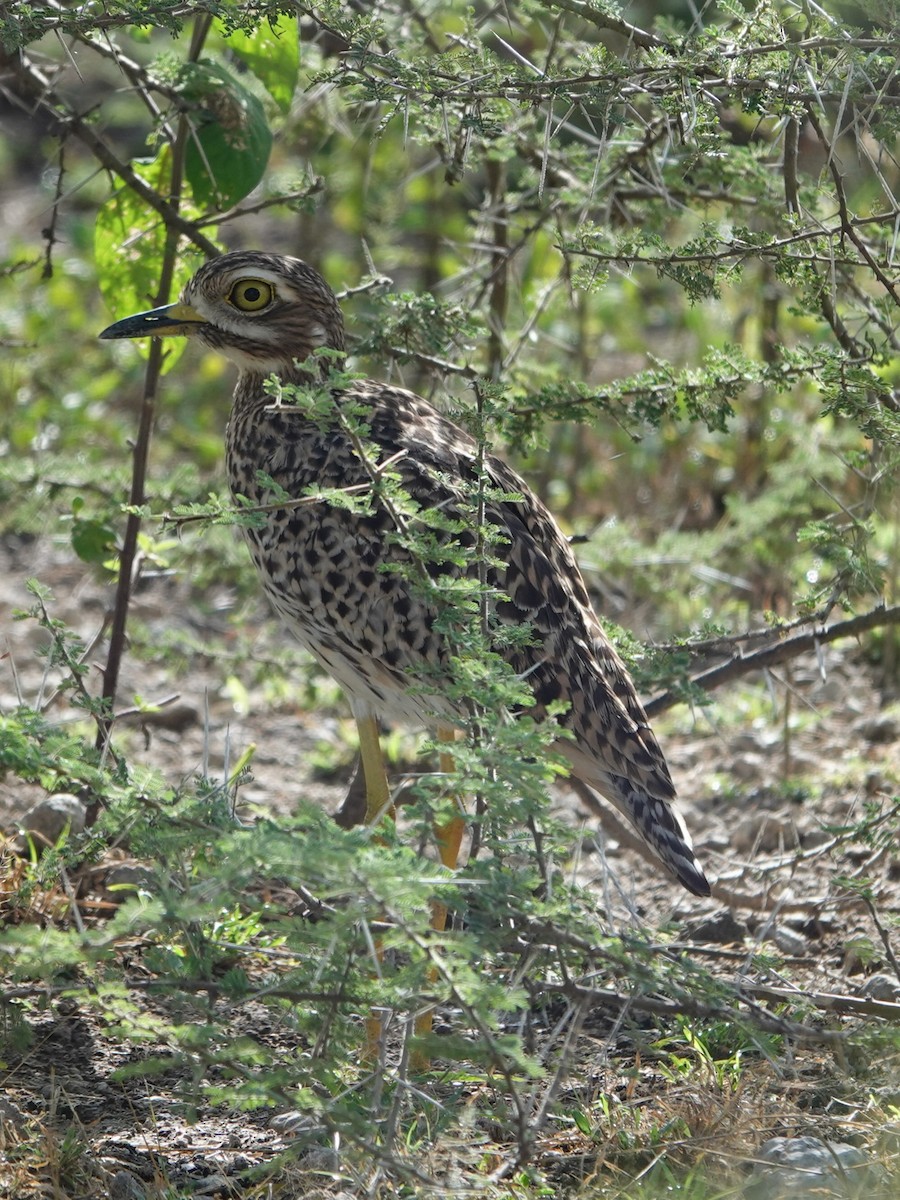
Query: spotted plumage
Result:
<box><xmin>100</xmin><ymin>250</ymin><xmax>710</xmax><ymax>897</ymax></box>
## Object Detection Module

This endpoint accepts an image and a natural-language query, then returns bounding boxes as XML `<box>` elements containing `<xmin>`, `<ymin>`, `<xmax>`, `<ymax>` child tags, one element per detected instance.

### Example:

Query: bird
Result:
<box><xmin>99</xmin><ymin>249</ymin><xmax>710</xmax><ymax>900</ymax></box>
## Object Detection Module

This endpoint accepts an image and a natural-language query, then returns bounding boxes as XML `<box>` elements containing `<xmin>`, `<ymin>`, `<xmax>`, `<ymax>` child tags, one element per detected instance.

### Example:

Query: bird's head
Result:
<box><xmin>99</xmin><ymin>251</ymin><xmax>346</xmax><ymax>375</ymax></box>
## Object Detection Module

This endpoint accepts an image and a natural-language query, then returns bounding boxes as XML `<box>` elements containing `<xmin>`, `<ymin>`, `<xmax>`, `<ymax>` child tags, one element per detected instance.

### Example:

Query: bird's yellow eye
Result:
<box><xmin>229</xmin><ymin>279</ymin><xmax>274</xmax><ymax>311</ymax></box>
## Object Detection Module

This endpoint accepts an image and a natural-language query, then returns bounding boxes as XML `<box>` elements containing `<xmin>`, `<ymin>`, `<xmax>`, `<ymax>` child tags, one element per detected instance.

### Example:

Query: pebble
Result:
<box><xmin>744</xmin><ymin>1135</ymin><xmax>882</xmax><ymax>1198</ymax></box>
<box><xmin>730</xmin><ymin>753</ymin><xmax>766</xmax><ymax>782</ymax></box>
<box><xmin>860</xmin><ymin>973</ymin><xmax>900</xmax><ymax>1002</ymax></box>
<box><xmin>0</xmin><ymin>1096</ymin><xmax>26</xmax><ymax>1127</ymax></box>
<box><xmin>16</xmin><ymin>793</ymin><xmax>86</xmax><ymax>851</ymax></box>
<box><xmin>812</xmin><ymin>678</ymin><xmax>862</xmax><ymax>707</ymax></box>
<box><xmin>108</xmin><ymin>1170</ymin><xmax>147</xmax><ymax>1200</ymax></box>
<box><xmin>768</xmin><ymin>925</ymin><xmax>809</xmax><ymax>956</ymax></box>
<box><xmin>855</xmin><ymin>712</ymin><xmax>900</xmax><ymax>744</ymax></box>
<box><xmin>193</xmin><ymin>1174</ymin><xmax>230</xmax><ymax>1195</ymax></box>
<box><xmin>683</xmin><ymin>909</ymin><xmax>748</xmax><ymax>945</ymax></box>
<box><xmin>270</xmin><ymin>1111</ymin><xmax>316</xmax><ymax>1135</ymax></box>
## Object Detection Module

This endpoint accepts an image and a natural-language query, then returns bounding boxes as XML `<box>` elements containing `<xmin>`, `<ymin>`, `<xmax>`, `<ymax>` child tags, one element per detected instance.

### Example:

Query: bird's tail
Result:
<box><xmin>564</xmin><ymin>743</ymin><xmax>711</xmax><ymax>896</ymax></box>
<box><xmin>608</xmin><ymin>774</ymin><xmax>711</xmax><ymax>897</ymax></box>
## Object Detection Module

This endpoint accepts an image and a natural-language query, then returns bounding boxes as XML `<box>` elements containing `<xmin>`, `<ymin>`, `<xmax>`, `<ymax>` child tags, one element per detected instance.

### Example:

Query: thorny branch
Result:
<box><xmin>804</xmin><ymin>104</ymin><xmax>900</xmax><ymax>310</ymax></box>
<box><xmin>528</xmin><ymin>977</ymin><xmax>850</xmax><ymax>1044</ymax></box>
<box><xmin>0</xmin><ymin>48</ymin><xmax>219</xmax><ymax>258</ymax></box>
<box><xmin>645</xmin><ymin>603</ymin><xmax>900</xmax><ymax>718</ymax></box>
<box><xmin>161</xmin><ymin>451</ymin><xmax>410</xmax><ymax>532</ymax></box>
<box><xmin>571</xmin><ymin>209</ymin><xmax>900</xmax><ymax>272</ymax></box>
<box><xmin>544</xmin><ymin>0</ymin><xmax>663</xmax><ymax>50</ymax></box>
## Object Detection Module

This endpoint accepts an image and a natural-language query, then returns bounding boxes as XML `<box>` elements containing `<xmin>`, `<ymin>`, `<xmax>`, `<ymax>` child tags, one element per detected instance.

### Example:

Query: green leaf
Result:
<box><xmin>71</xmin><ymin>516</ymin><xmax>118</xmax><ymax>566</ymax></box>
<box><xmin>221</xmin><ymin>16</ymin><xmax>299</xmax><ymax>114</ymax></box>
<box><xmin>94</xmin><ymin>148</ymin><xmax>206</xmax><ymax>371</ymax></box>
<box><xmin>179</xmin><ymin>60</ymin><xmax>273</xmax><ymax>208</ymax></box>
<box><xmin>572</xmin><ymin>1108</ymin><xmax>593</xmax><ymax>1137</ymax></box>
<box><xmin>95</xmin><ymin>149</ymin><xmax>174</xmax><ymax>315</ymax></box>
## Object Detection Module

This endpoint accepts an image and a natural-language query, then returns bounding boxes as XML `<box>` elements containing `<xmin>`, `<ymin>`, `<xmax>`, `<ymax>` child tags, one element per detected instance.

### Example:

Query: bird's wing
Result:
<box><xmin>362</xmin><ymin>384</ymin><xmax>675</xmax><ymax>799</ymax></box>
<box><xmin>250</xmin><ymin>380</ymin><xmax>708</xmax><ymax>895</ymax></box>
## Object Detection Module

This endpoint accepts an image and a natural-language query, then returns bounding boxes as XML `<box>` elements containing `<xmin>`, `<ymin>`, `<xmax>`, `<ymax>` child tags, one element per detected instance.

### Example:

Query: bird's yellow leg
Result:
<box><xmin>413</xmin><ymin>725</ymin><xmax>466</xmax><ymax>1062</ymax></box>
<box><xmin>355</xmin><ymin>711</ymin><xmax>395</xmax><ymax>827</ymax></box>
<box><xmin>432</xmin><ymin>725</ymin><xmax>466</xmax><ymax>921</ymax></box>
<box><xmin>354</xmin><ymin>711</ymin><xmax>395</xmax><ymax>1062</ymax></box>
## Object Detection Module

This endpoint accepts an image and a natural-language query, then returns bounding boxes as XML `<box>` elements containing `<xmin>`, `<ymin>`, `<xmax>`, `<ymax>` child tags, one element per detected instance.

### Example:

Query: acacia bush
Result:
<box><xmin>1</xmin><ymin>1</ymin><xmax>899</xmax><ymax>1194</ymax></box>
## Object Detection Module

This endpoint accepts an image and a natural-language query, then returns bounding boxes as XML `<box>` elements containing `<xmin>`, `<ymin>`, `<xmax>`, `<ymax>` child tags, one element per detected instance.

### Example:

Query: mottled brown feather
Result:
<box><xmin>178</xmin><ymin>252</ymin><xmax>711</xmax><ymax>896</ymax></box>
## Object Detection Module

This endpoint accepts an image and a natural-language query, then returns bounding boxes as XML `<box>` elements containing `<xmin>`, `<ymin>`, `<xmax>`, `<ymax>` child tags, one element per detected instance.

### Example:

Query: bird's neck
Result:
<box><xmin>232</xmin><ymin>355</ymin><xmax>346</xmax><ymax>412</ymax></box>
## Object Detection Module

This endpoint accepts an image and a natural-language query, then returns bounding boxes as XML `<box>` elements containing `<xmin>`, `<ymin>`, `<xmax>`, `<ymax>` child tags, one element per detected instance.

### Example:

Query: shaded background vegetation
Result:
<box><xmin>3</xmin><ymin>0</ymin><xmax>896</xmax><ymax>651</ymax></box>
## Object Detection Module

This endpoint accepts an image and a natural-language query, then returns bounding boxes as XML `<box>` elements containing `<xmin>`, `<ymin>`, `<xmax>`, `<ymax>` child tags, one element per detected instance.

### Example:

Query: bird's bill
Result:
<box><xmin>99</xmin><ymin>300</ymin><xmax>206</xmax><ymax>340</ymax></box>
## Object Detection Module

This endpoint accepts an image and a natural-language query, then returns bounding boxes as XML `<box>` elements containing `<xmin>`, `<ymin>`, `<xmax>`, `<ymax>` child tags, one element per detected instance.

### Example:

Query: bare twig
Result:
<box><xmin>805</xmin><ymin>104</ymin><xmax>900</xmax><ymax>310</ymax></box>
<box><xmin>571</xmin><ymin>208</ymin><xmax>900</xmax><ymax>270</ymax></box>
<box><xmin>528</xmin><ymin>977</ymin><xmax>849</xmax><ymax>1044</ymax></box>
<box><xmin>644</xmin><ymin>603</ymin><xmax>900</xmax><ymax>717</ymax></box>
<box><xmin>783</xmin><ymin>115</ymin><xmax>800</xmax><ymax>216</ymax></box>
<box><xmin>96</xmin><ymin>15</ymin><xmax>216</xmax><ymax>760</ymax></box>
<box><xmin>0</xmin><ymin>50</ymin><xmax>219</xmax><ymax>259</ymax></box>
<box><xmin>543</xmin><ymin>0</ymin><xmax>664</xmax><ymax>51</ymax></box>
<box><xmin>861</xmin><ymin>893</ymin><xmax>900</xmax><ymax>983</ymax></box>
<box><xmin>744</xmin><ymin>981</ymin><xmax>900</xmax><ymax>1021</ymax></box>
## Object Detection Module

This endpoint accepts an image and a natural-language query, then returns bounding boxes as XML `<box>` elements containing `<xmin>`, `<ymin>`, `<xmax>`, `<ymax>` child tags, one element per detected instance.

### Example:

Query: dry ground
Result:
<box><xmin>2</xmin><ymin>535</ymin><xmax>900</xmax><ymax>1197</ymax></box>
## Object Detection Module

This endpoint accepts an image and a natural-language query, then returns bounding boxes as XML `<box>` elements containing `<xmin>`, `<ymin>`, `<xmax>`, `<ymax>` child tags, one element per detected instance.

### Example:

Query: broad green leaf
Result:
<box><xmin>221</xmin><ymin>16</ymin><xmax>299</xmax><ymax>114</ymax></box>
<box><xmin>95</xmin><ymin>148</ymin><xmax>175</xmax><ymax>316</ymax></box>
<box><xmin>572</xmin><ymin>1109</ymin><xmax>593</xmax><ymax>1137</ymax></box>
<box><xmin>71</xmin><ymin>515</ymin><xmax>118</xmax><ymax>566</ymax></box>
<box><xmin>94</xmin><ymin>149</ymin><xmax>215</xmax><ymax>371</ymax></box>
<box><xmin>179</xmin><ymin>60</ymin><xmax>273</xmax><ymax>208</ymax></box>
<box><xmin>94</xmin><ymin>150</ymin><xmax>188</xmax><ymax>369</ymax></box>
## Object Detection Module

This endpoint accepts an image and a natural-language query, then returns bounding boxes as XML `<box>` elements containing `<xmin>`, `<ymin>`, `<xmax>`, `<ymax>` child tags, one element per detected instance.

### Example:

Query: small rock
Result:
<box><xmin>855</xmin><ymin>711</ymin><xmax>900</xmax><ymax>744</ymax></box>
<box><xmin>0</xmin><ymin>1096</ymin><xmax>25</xmax><ymax>1127</ymax></box>
<box><xmin>768</xmin><ymin>925</ymin><xmax>809</xmax><ymax>956</ymax></box>
<box><xmin>799</xmin><ymin>826</ymin><xmax>832</xmax><ymax>849</ymax></box>
<box><xmin>302</xmin><ymin>1147</ymin><xmax>341</xmax><ymax>1172</ymax></box>
<box><xmin>683</xmin><ymin>910</ymin><xmax>748</xmax><ymax>944</ymax></box>
<box><xmin>271</xmin><ymin>1111</ymin><xmax>317</xmax><ymax>1135</ymax></box>
<box><xmin>730</xmin><ymin>753</ymin><xmax>766</xmax><ymax>782</ymax></box>
<box><xmin>733</xmin><ymin>812</ymin><xmax>798</xmax><ymax>854</ymax></box>
<box><xmin>16</xmin><ymin>794</ymin><xmax>86</xmax><ymax>851</ymax></box>
<box><xmin>860</xmin><ymin>973</ymin><xmax>900</xmax><ymax>1002</ymax></box>
<box><xmin>780</xmin><ymin>749</ymin><xmax>821</xmax><ymax>776</ymax></box>
<box><xmin>865</xmin><ymin>769</ymin><xmax>890</xmax><ymax>796</ymax></box>
<box><xmin>731</xmin><ymin>732</ymin><xmax>780</xmax><ymax>754</ymax></box>
<box><xmin>193</xmin><ymin>1175</ymin><xmax>230</xmax><ymax>1196</ymax></box>
<box><xmin>745</xmin><ymin>1135</ymin><xmax>881</xmax><ymax>1199</ymax></box>
<box><xmin>108</xmin><ymin>1170</ymin><xmax>147</xmax><ymax>1200</ymax></box>
<box><xmin>812</xmin><ymin>678</ymin><xmax>862</xmax><ymax>707</ymax></box>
